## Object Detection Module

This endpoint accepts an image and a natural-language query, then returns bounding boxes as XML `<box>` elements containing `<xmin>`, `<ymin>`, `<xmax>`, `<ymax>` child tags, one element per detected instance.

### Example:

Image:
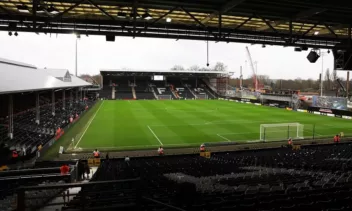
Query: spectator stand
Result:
<box><xmin>99</xmin><ymin>69</ymin><xmax>224</xmax><ymax>100</ymax></box>
<box><xmin>0</xmin><ymin>57</ymin><xmax>92</xmax><ymax>168</ymax></box>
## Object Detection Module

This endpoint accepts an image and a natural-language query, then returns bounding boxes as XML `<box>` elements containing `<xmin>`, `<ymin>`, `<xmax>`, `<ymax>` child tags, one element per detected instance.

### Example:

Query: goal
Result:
<box><xmin>158</xmin><ymin>95</ymin><xmax>172</xmax><ymax>100</ymax></box>
<box><xmin>260</xmin><ymin>123</ymin><xmax>304</xmax><ymax>141</ymax></box>
<box><xmin>196</xmin><ymin>94</ymin><xmax>208</xmax><ymax>99</ymax></box>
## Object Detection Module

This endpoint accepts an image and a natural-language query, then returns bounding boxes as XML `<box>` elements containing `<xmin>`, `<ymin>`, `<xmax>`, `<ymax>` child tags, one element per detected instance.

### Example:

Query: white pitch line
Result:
<box><xmin>78</xmin><ymin>142</ymin><xmax>203</xmax><ymax>150</ymax></box>
<box><xmin>128</xmin><ymin>100</ymin><xmax>131</xmax><ymax>104</ymax></box>
<box><xmin>217</xmin><ymin>134</ymin><xmax>231</xmax><ymax>142</ymax></box>
<box><xmin>147</xmin><ymin>125</ymin><xmax>163</xmax><ymax>145</ymax></box>
<box><xmin>74</xmin><ymin>101</ymin><xmax>105</xmax><ymax>149</ymax></box>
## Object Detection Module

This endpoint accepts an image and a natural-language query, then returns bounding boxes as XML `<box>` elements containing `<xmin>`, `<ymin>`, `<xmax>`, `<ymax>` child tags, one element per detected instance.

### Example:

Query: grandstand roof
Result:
<box><xmin>0</xmin><ymin>58</ymin><xmax>91</xmax><ymax>94</ymax></box>
<box><xmin>101</xmin><ymin>69</ymin><xmax>227</xmax><ymax>75</ymax></box>
<box><xmin>37</xmin><ymin>68</ymin><xmax>69</xmax><ymax>78</ymax></box>
<box><xmin>0</xmin><ymin>0</ymin><xmax>350</xmax><ymax>49</ymax></box>
<box><xmin>0</xmin><ymin>57</ymin><xmax>36</xmax><ymax>69</ymax></box>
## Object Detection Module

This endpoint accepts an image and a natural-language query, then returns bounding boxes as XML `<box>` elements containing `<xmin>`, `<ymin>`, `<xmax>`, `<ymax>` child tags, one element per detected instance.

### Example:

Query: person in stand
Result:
<box><xmin>60</xmin><ymin>164</ymin><xmax>70</xmax><ymax>175</ymax></box>
<box><xmin>200</xmin><ymin>144</ymin><xmax>205</xmax><ymax>152</ymax></box>
<box><xmin>105</xmin><ymin>152</ymin><xmax>110</xmax><ymax>160</ymax></box>
<box><xmin>334</xmin><ymin>134</ymin><xmax>340</xmax><ymax>143</ymax></box>
<box><xmin>78</xmin><ymin>160</ymin><xmax>85</xmax><ymax>180</ymax></box>
<box><xmin>158</xmin><ymin>146</ymin><xmax>164</xmax><ymax>156</ymax></box>
<box><xmin>84</xmin><ymin>162</ymin><xmax>90</xmax><ymax>179</ymax></box>
<box><xmin>93</xmin><ymin>149</ymin><xmax>100</xmax><ymax>158</ymax></box>
<box><xmin>12</xmin><ymin>149</ymin><xmax>18</xmax><ymax>163</ymax></box>
<box><xmin>288</xmin><ymin>138</ymin><xmax>293</xmax><ymax>147</ymax></box>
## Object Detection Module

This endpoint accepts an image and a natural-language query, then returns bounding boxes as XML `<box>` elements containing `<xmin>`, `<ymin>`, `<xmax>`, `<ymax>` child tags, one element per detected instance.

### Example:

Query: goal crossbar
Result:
<box><xmin>260</xmin><ymin>122</ymin><xmax>304</xmax><ymax>141</ymax></box>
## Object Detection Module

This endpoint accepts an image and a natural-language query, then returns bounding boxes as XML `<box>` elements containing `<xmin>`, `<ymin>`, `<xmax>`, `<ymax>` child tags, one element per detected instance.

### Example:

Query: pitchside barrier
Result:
<box><xmin>308</xmin><ymin>106</ymin><xmax>352</xmax><ymax>118</ymax></box>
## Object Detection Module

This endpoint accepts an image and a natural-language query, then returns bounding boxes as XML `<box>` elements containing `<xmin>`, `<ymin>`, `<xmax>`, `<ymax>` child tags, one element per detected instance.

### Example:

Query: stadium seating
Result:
<box><xmin>61</xmin><ymin>143</ymin><xmax>352</xmax><ymax>211</ymax></box>
<box><xmin>134</xmin><ymin>77</ymin><xmax>156</xmax><ymax>100</ymax></box>
<box><xmin>0</xmin><ymin>162</ymin><xmax>73</xmax><ymax>211</ymax></box>
<box><xmin>0</xmin><ymin>95</ymin><xmax>96</xmax><ymax>165</ymax></box>
<box><xmin>116</xmin><ymin>80</ymin><xmax>134</xmax><ymax>99</ymax></box>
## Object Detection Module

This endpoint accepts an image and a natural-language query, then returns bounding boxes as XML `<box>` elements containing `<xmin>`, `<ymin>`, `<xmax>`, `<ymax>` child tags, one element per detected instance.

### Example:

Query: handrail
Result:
<box><xmin>0</xmin><ymin>173</ymin><xmax>69</xmax><ymax>181</ymax></box>
<box><xmin>143</xmin><ymin>196</ymin><xmax>186</xmax><ymax>211</ymax></box>
<box><xmin>16</xmin><ymin>178</ymin><xmax>141</xmax><ymax>211</ymax></box>
<box><xmin>17</xmin><ymin>178</ymin><xmax>140</xmax><ymax>191</ymax></box>
<box><xmin>0</xmin><ymin>167</ymin><xmax>60</xmax><ymax>176</ymax></box>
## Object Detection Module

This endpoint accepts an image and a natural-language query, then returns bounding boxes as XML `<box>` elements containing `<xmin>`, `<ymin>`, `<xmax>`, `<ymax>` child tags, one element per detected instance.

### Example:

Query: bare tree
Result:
<box><xmin>212</xmin><ymin>62</ymin><xmax>227</xmax><ymax>71</ymax></box>
<box><xmin>170</xmin><ymin>65</ymin><xmax>185</xmax><ymax>71</ymax></box>
<box><xmin>257</xmin><ymin>75</ymin><xmax>270</xmax><ymax>85</ymax></box>
<box><xmin>188</xmin><ymin>65</ymin><xmax>200</xmax><ymax>71</ymax></box>
<box><xmin>324</xmin><ymin>68</ymin><xmax>331</xmax><ymax>90</ymax></box>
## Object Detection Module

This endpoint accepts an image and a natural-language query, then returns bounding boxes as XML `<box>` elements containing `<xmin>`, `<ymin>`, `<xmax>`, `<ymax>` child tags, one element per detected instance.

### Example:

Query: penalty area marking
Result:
<box><xmin>74</xmin><ymin>101</ymin><xmax>105</xmax><ymax>149</ymax></box>
<box><xmin>147</xmin><ymin>125</ymin><xmax>163</xmax><ymax>145</ymax></box>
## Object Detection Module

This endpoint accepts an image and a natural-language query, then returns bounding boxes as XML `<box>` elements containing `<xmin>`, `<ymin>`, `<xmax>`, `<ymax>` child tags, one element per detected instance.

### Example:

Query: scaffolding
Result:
<box><xmin>216</xmin><ymin>74</ymin><xmax>229</xmax><ymax>96</ymax></box>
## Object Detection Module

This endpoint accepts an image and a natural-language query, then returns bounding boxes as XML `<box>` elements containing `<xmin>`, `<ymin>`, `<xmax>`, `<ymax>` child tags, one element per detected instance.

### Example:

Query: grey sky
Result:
<box><xmin>0</xmin><ymin>31</ymin><xmax>344</xmax><ymax>80</ymax></box>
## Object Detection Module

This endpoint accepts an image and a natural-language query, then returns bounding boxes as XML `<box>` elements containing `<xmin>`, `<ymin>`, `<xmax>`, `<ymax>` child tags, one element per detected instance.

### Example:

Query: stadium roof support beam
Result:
<box><xmin>32</xmin><ymin>0</ymin><xmax>39</xmax><ymax>29</ymax></box>
<box><xmin>50</xmin><ymin>0</ymin><xmax>86</xmax><ymax>22</ymax></box>
<box><xmin>0</xmin><ymin>5</ymin><xmax>13</xmax><ymax>16</ymax></box>
<box><xmin>181</xmin><ymin>7</ymin><xmax>215</xmax><ymax>38</ymax></box>
<box><xmin>133</xmin><ymin>0</ymin><xmax>137</xmax><ymax>38</ymax></box>
<box><xmin>201</xmin><ymin>0</ymin><xmax>246</xmax><ymax>24</ymax></box>
<box><xmin>258</xmin><ymin>15</ymin><xmax>277</xmax><ymax>34</ymax></box>
<box><xmin>324</xmin><ymin>24</ymin><xmax>338</xmax><ymax>38</ymax></box>
<box><xmin>318</xmin><ymin>24</ymin><xmax>346</xmax><ymax>35</ymax></box>
<box><xmin>87</xmin><ymin>0</ymin><xmax>115</xmax><ymax>21</ymax></box>
<box><xmin>138</xmin><ymin>7</ymin><xmax>178</xmax><ymax>34</ymax></box>
<box><xmin>301</xmin><ymin>23</ymin><xmax>317</xmax><ymax>36</ymax></box>
<box><xmin>257</xmin><ymin>8</ymin><xmax>327</xmax><ymax>31</ymax></box>
<box><xmin>0</xmin><ymin>26</ymin><xmax>339</xmax><ymax>49</ymax></box>
<box><xmin>218</xmin><ymin>13</ymin><xmax>222</xmax><ymax>38</ymax></box>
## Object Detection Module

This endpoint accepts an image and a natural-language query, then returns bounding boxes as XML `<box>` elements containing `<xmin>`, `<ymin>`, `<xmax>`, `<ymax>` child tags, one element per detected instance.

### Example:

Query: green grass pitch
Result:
<box><xmin>71</xmin><ymin>100</ymin><xmax>352</xmax><ymax>151</ymax></box>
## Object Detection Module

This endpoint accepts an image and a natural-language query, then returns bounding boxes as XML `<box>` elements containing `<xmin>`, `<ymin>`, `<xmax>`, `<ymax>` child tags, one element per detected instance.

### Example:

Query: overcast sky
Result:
<box><xmin>0</xmin><ymin>31</ymin><xmax>345</xmax><ymax>80</ymax></box>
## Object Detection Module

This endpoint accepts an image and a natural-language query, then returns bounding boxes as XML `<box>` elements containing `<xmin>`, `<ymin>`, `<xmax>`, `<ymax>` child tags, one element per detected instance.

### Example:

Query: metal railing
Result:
<box><xmin>17</xmin><ymin>178</ymin><xmax>141</xmax><ymax>211</ymax></box>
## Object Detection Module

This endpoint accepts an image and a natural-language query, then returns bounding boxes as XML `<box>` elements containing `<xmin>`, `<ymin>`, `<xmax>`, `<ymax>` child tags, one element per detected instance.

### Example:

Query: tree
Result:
<box><xmin>257</xmin><ymin>75</ymin><xmax>270</xmax><ymax>86</ymax></box>
<box><xmin>332</xmin><ymin>69</ymin><xmax>338</xmax><ymax>81</ymax></box>
<box><xmin>199</xmin><ymin>67</ymin><xmax>211</xmax><ymax>71</ymax></box>
<box><xmin>331</xmin><ymin>69</ymin><xmax>338</xmax><ymax>90</ymax></box>
<box><xmin>170</xmin><ymin>65</ymin><xmax>185</xmax><ymax>71</ymax></box>
<box><xmin>212</xmin><ymin>62</ymin><xmax>227</xmax><ymax>72</ymax></box>
<box><xmin>188</xmin><ymin>65</ymin><xmax>200</xmax><ymax>71</ymax></box>
<box><xmin>324</xmin><ymin>68</ymin><xmax>331</xmax><ymax>90</ymax></box>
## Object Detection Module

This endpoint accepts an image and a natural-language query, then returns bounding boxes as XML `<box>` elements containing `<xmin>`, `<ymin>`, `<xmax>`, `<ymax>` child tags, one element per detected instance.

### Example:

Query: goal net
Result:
<box><xmin>196</xmin><ymin>94</ymin><xmax>208</xmax><ymax>99</ymax></box>
<box><xmin>158</xmin><ymin>95</ymin><xmax>172</xmax><ymax>100</ymax></box>
<box><xmin>260</xmin><ymin>123</ymin><xmax>304</xmax><ymax>141</ymax></box>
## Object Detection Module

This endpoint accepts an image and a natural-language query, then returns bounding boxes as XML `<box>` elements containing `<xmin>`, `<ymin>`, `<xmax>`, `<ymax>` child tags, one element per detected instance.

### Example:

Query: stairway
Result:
<box><xmin>186</xmin><ymin>85</ymin><xmax>197</xmax><ymax>99</ymax></box>
<box><xmin>132</xmin><ymin>86</ymin><xmax>136</xmax><ymax>99</ymax></box>
<box><xmin>170</xmin><ymin>84</ymin><xmax>179</xmax><ymax>99</ymax></box>
<box><xmin>151</xmin><ymin>86</ymin><xmax>159</xmax><ymax>99</ymax></box>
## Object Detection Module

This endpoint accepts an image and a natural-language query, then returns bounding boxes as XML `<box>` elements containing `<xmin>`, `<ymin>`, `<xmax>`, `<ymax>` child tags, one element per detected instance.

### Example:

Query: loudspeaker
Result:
<box><xmin>106</xmin><ymin>35</ymin><xmax>115</xmax><ymax>42</ymax></box>
<box><xmin>307</xmin><ymin>51</ymin><xmax>320</xmax><ymax>63</ymax></box>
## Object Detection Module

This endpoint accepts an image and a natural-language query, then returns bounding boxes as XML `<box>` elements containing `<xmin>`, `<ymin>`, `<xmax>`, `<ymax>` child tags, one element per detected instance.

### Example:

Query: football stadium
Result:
<box><xmin>2</xmin><ymin>1</ymin><xmax>352</xmax><ymax>211</ymax></box>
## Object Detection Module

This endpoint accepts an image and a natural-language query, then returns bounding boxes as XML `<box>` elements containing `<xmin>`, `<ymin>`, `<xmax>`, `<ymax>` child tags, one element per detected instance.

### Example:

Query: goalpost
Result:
<box><xmin>196</xmin><ymin>94</ymin><xmax>208</xmax><ymax>99</ymax></box>
<box><xmin>158</xmin><ymin>95</ymin><xmax>172</xmax><ymax>100</ymax></box>
<box><xmin>260</xmin><ymin>123</ymin><xmax>304</xmax><ymax>141</ymax></box>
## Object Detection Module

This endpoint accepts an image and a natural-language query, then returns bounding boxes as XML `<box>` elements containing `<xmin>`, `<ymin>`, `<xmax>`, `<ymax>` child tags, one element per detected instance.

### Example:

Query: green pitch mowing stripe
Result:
<box><xmin>73</xmin><ymin>100</ymin><xmax>352</xmax><ymax>151</ymax></box>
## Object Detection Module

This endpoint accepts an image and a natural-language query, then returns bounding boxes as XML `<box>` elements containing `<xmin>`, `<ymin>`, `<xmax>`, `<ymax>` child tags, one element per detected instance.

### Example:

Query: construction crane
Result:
<box><xmin>245</xmin><ymin>46</ymin><xmax>262</xmax><ymax>91</ymax></box>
